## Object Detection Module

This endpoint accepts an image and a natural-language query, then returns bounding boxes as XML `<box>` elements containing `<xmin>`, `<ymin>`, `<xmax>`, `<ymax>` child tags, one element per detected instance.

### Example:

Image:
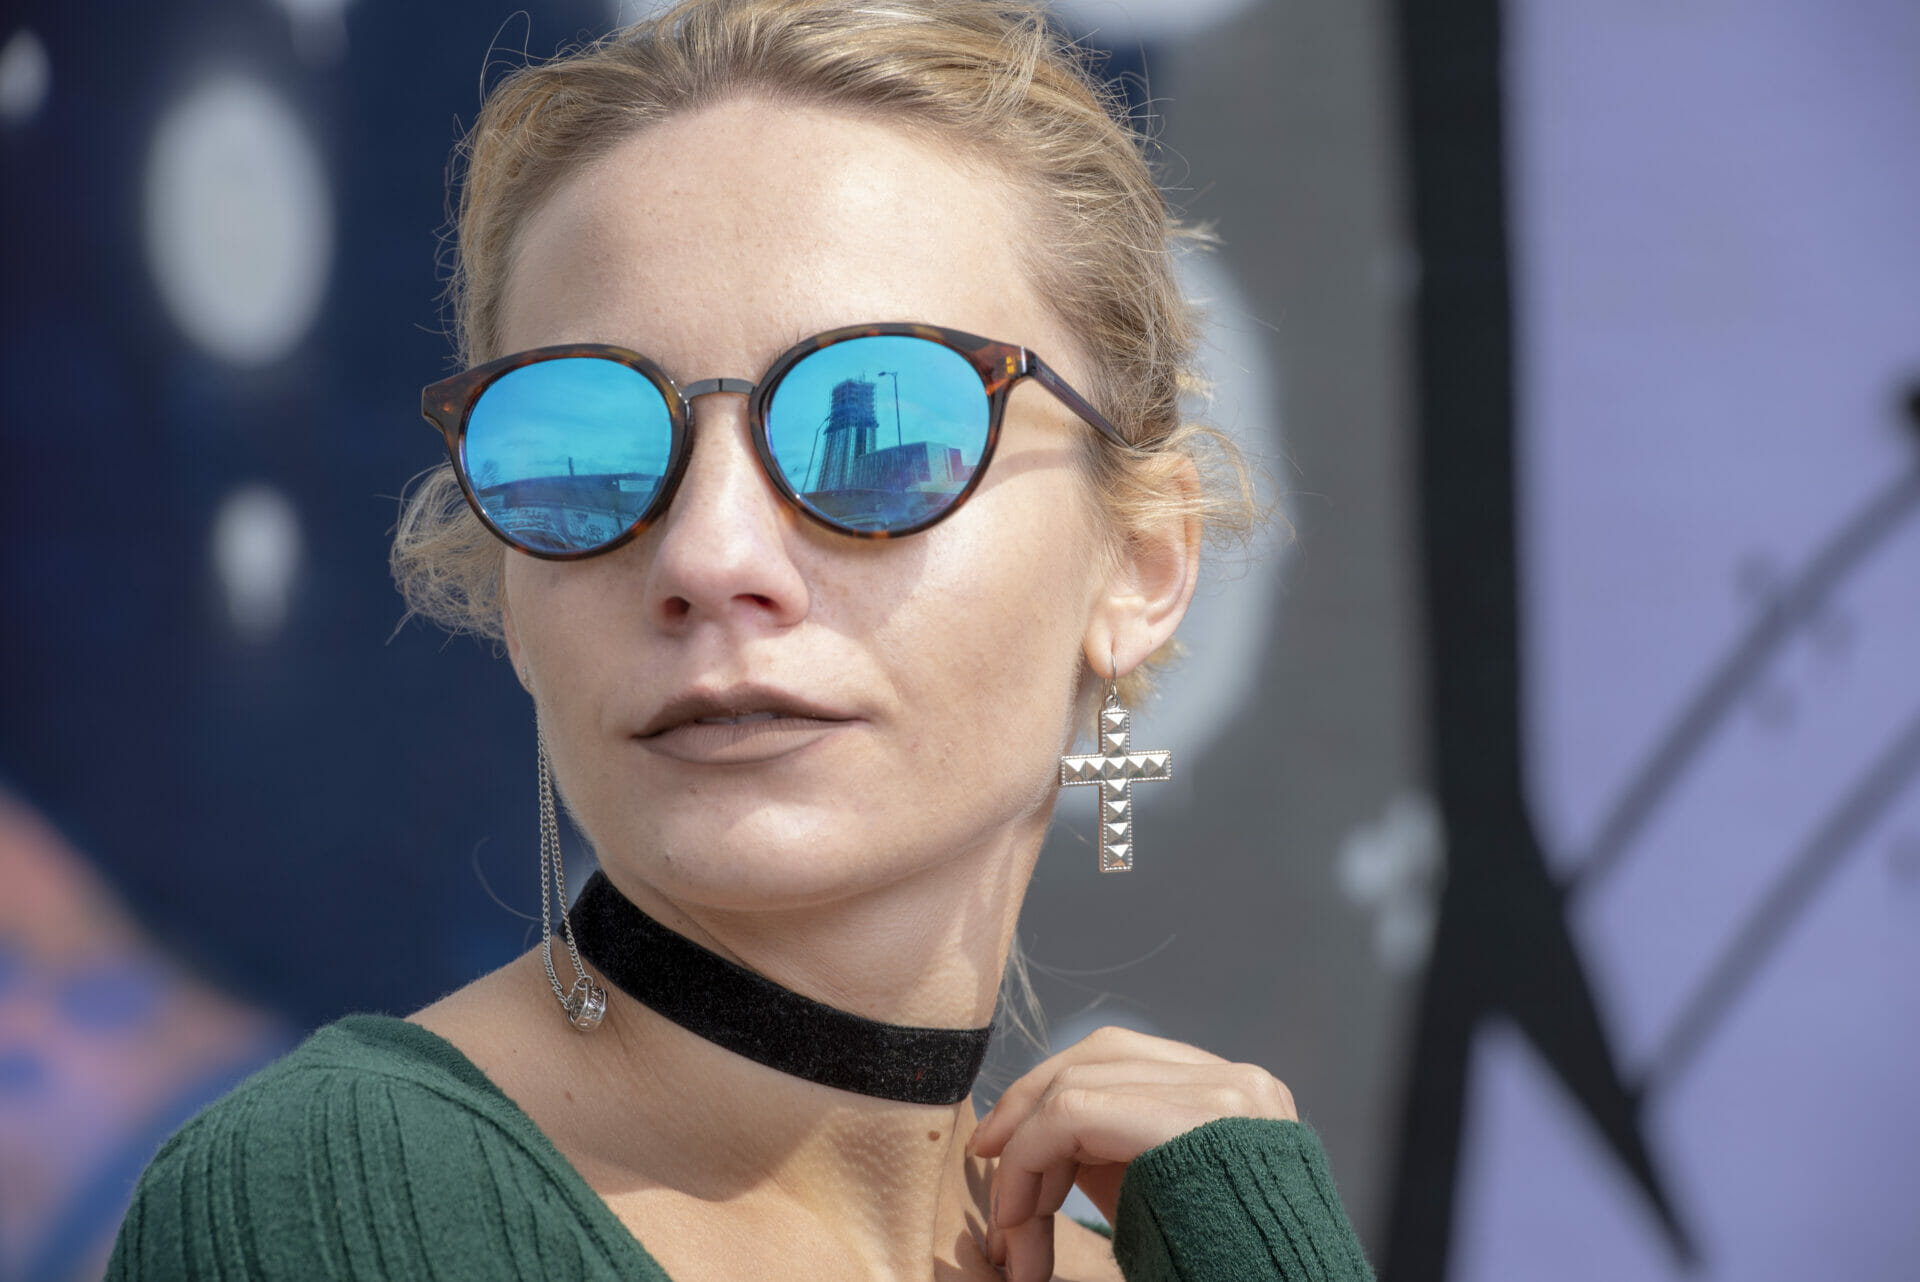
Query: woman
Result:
<box><xmin>109</xmin><ymin>2</ymin><xmax>1372</xmax><ymax>1278</ymax></box>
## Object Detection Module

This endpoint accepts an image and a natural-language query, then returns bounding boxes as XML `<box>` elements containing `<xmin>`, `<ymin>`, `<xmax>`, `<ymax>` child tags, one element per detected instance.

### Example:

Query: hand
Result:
<box><xmin>967</xmin><ymin>1026</ymin><xmax>1297</xmax><ymax>1281</ymax></box>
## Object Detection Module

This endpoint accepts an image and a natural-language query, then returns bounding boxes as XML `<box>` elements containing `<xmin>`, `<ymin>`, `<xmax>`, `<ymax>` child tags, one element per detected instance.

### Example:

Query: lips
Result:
<box><xmin>637</xmin><ymin>691</ymin><xmax>858</xmax><ymax>764</ymax></box>
<box><xmin>638</xmin><ymin>687</ymin><xmax>856</xmax><ymax>739</ymax></box>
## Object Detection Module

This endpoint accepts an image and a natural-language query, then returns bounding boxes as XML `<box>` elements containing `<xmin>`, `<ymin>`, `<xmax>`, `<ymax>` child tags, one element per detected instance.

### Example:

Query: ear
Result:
<box><xmin>1083</xmin><ymin>464</ymin><xmax>1202</xmax><ymax>678</ymax></box>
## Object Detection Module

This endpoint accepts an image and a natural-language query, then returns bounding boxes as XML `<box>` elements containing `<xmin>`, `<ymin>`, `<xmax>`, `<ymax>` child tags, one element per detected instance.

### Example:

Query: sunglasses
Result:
<box><xmin>420</xmin><ymin>322</ymin><xmax>1126</xmax><ymax>559</ymax></box>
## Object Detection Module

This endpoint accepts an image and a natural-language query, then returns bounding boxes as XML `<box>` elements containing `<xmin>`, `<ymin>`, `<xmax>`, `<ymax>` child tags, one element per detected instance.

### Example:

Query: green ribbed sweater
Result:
<box><xmin>108</xmin><ymin>1015</ymin><xmax>1373</xmax><ymax>1280</ymax></box>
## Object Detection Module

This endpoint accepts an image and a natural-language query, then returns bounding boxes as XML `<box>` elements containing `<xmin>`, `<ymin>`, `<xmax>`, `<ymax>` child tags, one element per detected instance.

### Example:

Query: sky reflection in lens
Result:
<box><xmin>464</xmin><ymin>357</ymin><xmax>671</xmax><ymax>551</ymax></box>
<box><xmin>765</xmin><ymin>336</ymin><xmax>986</xmax><ymax>529</ymax></box>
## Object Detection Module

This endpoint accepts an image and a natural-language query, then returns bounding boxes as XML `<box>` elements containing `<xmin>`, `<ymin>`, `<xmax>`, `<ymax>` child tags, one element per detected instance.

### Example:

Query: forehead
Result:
<box><xmin>499</xmin><ymin>98</ymin><xmax>1070</xmax><ymax>377</ymax></box>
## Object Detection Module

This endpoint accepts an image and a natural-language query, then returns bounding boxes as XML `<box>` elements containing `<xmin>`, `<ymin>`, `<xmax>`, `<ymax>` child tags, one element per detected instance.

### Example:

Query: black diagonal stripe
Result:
<box><xmin>1645</xmin><ymin>708</ymin><xmax>1920</xmax><ymax>1093</ymax></box>
<box><xmin>1570</xmin><ymin>468</ymin><xmax>1920</xmax><ymax>902</ymax></box>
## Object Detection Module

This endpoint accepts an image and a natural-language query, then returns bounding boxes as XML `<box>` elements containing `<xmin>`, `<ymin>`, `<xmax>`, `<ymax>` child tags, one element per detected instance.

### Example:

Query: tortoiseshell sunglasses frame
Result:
<box><xmin>420</xmin><ymin>321</ymin><xmax>1127</xmax><ymax>560</ymax></box>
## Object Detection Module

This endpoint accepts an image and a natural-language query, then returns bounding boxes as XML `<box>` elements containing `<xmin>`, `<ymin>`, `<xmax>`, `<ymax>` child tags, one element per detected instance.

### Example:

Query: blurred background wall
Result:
<box><xmin>1393</xmin><ymin>4</ymin><xmax>1920</xmax><ymax>1280</ymax></box>
<box><xmin>0</xmin><ymin>1</ymin><xmax>1912</xmax><ymax>1280</ymax></box>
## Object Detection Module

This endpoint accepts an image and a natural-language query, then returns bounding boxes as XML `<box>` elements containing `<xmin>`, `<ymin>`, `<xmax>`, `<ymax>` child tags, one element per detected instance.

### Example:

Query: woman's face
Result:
<box><xmin>498</xmin><ymin>99</ymin><xmax>1125</xmax><ymax>910</ymax></box>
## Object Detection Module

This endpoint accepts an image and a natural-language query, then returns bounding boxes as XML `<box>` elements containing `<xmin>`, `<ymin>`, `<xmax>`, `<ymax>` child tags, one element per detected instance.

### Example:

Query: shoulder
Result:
<box><xmin>108</xmin><ymin>1015</ymin><xmax>651</xmax><ymax>1281</ymax></box>
<box><xmin>125</xmin><ymin>1013</ymin><xmax>516</xmax><ymax>1173</ymax></box>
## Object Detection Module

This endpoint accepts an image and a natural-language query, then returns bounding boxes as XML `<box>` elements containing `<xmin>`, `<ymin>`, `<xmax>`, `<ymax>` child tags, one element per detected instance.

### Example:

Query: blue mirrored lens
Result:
<box><xmin>463</xmin><ymin>358</ymin><xmax>673</xmax><ymax>553</ymax></box>
<box><xmin>764</xmin><ymin>336</ymin><xmax>987</xmax><ymax>531</ymax></box>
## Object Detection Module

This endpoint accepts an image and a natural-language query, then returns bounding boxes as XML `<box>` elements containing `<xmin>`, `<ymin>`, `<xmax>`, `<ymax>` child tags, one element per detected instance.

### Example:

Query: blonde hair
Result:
<box><xmin>393</xmin><ymin>0</ymin><xmax>1266</xmax><ymax>1062</ymax></box>
<box><xmin>392</xmin><ymin>0</ymin><xmax>1259</xmax><ymax>709</ymax></box>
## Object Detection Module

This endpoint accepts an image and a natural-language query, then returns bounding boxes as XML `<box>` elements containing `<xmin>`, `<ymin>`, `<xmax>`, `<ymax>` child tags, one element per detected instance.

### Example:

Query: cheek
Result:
<box><xmin>979</xmin><ymin>467</ymin><xmax>1107</xmax><ymax>624</ymax></box>
<box><xmin>894</xmin><ymin>474</ymin><xmax>1104</xmax><ymax>722</ymax></box>
<box><xmin>502</xmin><ymin>559</ymin><xmax>637</xmax><ymax>703</ymax></box>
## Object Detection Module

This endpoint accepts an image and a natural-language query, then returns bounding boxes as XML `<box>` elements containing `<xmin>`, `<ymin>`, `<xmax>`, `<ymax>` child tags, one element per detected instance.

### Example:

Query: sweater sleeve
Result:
<box><xmin>1112</xmin><ymin>1117</ymin><xmax>1375</xmax><ymax>1282</ymax></box>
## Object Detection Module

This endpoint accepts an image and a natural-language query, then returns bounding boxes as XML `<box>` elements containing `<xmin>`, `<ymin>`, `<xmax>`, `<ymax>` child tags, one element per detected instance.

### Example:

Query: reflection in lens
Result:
<box><xmin>463</xmin><ymin>357</ymin><xmax>672</xmax><ymax>552</ymax></box>
<box><xmin>765</xmin><ymin>336</ymin><xmax>987</xmax><ymax>531</ymax></box>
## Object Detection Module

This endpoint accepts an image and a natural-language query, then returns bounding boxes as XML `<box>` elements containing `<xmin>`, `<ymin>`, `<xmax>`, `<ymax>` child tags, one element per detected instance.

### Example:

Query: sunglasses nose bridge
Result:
<box><xmin>672</xmin><ymin>377</ymin><xmax>782</xmax><ymax>512</ymax></box>
<box><xmin>679</xmin><ymin>376</ymin><xmax>756</xmax><ymax>400</ymax></box>
<box><xmin>675</xmin><ymin>374</ymin><xmax>772</xmax><ymax>503</ymax></box>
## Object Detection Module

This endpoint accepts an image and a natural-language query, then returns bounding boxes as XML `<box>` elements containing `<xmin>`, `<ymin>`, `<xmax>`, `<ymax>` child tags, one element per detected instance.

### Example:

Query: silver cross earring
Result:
<box><xmin>1058</xmin><ymin>654</ymin><xmax>1173</xmax><ymax>872</ymax></box>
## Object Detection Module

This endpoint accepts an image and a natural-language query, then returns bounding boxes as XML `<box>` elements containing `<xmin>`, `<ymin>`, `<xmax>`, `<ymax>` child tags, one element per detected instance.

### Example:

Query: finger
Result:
<box><xmin>1011</xmin><ymin>1028</ymin><xmax>1227</xmax><ymax>1099</ymax></box>
<box><xmin>1074</xmin><ymin>1161</ymin><xmax>1126</xmax><ymax>1225</ymax></box>
<box><xmin>994</xmin><ymin>1088</ymin><xmax>1219</xmax><ymax>1227</ymax></box>
<box><xmin>1001</xmin><ymin>1207</ymin><xmax>1054</xmax><ymax>1282</ymax></box>
<box><xmin>977</xmin><ymin>1062</ymin><xmax>1196</xmax><ymax>1158</ymax></box>
<box><xmin>971</xmin><ymin>1028</ymin><xmax>1224</xmax><ymax>1155</ymax></box>
<box><xmin>1035</xmin><ymin>1159</ymin><xmax>1080</xmax><ymax>1219</ymax></box>
<box><xmin>975</xmin><ymin>1059</ymin><xmax>1296</xmax><ymax>1161</ymax></box>
<box><xmin>1031</xmin><ymin>1060</ymin><xmax>1297</xmax><ymax>1125</ymax></box>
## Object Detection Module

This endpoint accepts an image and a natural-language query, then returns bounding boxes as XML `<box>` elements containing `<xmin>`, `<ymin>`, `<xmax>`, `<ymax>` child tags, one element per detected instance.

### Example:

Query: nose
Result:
<box><xmin>642</xmin><ymin>390</ymin><xmax>811</xmax><ymax>633</ymax></box>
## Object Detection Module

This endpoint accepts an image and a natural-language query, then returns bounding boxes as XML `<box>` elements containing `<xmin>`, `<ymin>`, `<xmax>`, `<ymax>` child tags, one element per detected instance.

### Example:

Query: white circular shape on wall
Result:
<box><xmin>145</xmin><ymin>77</ymin><xmax>332</xmax><ymax>367</ymax></box>
<box><xmin>268</xmin><ymin>0</ymin><xmax>353</xmax><ymax>25</ymax></box>
<box><xmin>268</xmin><ymin>0</ymin><xmax>354</xmax><ymax>64</ymax></box>
<box><xmin>607</xmin><ymin>0</ymin><xmax>672</xmax><ymax>27</ymax></box>
<box><xmin>0</xmin><ymin>28</ymin><xmax>50</xmax><ymax>124</ymax></box>
<box><xmin>1335</xmin><ymin>790</ymin><xmax>1447</xmax><ymax>975</ymax></box>
<box><xmin>1138</xmin><ymin>250</ymin><xmax>1286</xmax><ymax>766</ymax></box>
<box><xmin>212</xmin><ymin>483</ymin><xmax>303</xmax><ymax>642</ymax></box>
<box><xmin>1050</xmin><ymin>0</ymin><xmax>1257</xmax><ymax>43</ymax></box>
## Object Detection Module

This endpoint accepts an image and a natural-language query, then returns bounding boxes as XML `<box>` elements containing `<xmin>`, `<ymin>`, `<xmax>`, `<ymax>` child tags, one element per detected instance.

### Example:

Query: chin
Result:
<box><xmin>606</xmin><ymin>815</ymin><xmax>951</xmax><ymax>913</ymax></box>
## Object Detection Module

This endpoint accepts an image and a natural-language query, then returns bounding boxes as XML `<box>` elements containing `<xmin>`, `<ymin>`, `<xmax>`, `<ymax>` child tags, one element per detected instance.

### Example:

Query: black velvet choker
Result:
<box><xmin>569</xmin><ymin>871</ymin><xmax>992</xmax><ymax>1106</ymax></box>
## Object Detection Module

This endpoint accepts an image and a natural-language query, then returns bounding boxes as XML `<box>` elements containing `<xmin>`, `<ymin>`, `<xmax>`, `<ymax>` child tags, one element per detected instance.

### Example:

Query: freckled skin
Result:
<box><xmin>499</xmin><ymin>100</ymin><xmax>1120</xmax><ymax>991</ymax></box>
<box><xmin>417</xmin><ymin>96</ymin><xmax>1201</xmax><ymax>1282</ymax></box>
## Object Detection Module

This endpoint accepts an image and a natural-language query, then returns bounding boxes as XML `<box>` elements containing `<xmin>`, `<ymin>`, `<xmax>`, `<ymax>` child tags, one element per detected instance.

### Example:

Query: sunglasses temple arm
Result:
<box><xmin>1026</xmin><ymin>355</ymin><xmax>1129</xmax><ymax>446</ymax></box>
<box><xmin>421</xmin><ymin>390</ymin><xmax>462</xmax><ymax>451</ymax></box>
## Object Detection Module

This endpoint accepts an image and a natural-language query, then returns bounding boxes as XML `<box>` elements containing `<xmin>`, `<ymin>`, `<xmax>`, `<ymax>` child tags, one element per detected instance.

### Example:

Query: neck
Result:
<box><xmin>601</xmin><ymin>855</ymin><xmax>1014</xmax><ymax>1032</ymax></box>
<box><xmin>550</xmin><ymin>827</ymin><xmax>1042</xmax><ymax>1273</ymax></box>
<box><xmin>583</xmin><ymin>992</ymin><xmax>995</xmax><ymax>1273</ymax></box>
<box><xmin>569</xmin><ymin>869</ymin><xmax>993</xmax><ymax>1104</ymax></box>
